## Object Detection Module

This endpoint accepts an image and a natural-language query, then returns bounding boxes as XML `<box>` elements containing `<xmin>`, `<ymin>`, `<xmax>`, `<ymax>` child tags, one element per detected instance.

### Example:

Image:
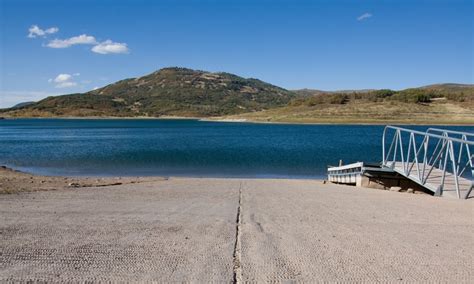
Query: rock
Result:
<box><xmin>406</xmin><ymin>188</ymin><xmax>414</xmax><ymax>193</ymax></box>
<box><xmin>390</xmin><ymin>186</ymin><xmax>402</xmax><ymax>192</ymax></box>
<box><xmin>68</xmin><ymin>182</ymin><xmax>80</xmax><ymax>188</ymax></box>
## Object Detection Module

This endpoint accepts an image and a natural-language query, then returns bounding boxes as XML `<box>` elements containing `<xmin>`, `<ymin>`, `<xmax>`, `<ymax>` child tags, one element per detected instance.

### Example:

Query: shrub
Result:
<box><xmin>390</xmin><ymin>89</ymin><xmax>432</xmax><ymax>103</ymax></box>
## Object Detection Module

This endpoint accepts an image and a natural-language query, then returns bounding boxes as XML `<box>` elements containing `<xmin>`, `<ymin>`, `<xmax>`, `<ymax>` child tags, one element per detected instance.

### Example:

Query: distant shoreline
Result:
<box><xmin>200</xmin><ymin>118</ymin><xmax>474</xmax><ymax>126</ymax></box>
<box><xmin>1</xmin><ymin>116</ymin><xmax>473</xmax><ymax>126</ymax></box>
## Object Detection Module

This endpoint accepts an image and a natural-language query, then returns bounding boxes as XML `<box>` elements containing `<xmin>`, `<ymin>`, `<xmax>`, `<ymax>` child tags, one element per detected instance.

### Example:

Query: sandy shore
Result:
<box><xmin>0</xmin><ymin>169</ymin><xmax>472</xmax><ymax>282</ymax></box>
<box><xmin>0</xmin><ymin>166</ymin><xmax>167</xmax><ymax>194</ymax></box>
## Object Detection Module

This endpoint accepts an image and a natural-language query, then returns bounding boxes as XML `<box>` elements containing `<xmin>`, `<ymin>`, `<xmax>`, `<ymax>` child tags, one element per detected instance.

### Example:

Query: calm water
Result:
<box><xmin>0</xmin><ymin>119</ymin><xmax>472</xmax><ymax>178</ymax></box>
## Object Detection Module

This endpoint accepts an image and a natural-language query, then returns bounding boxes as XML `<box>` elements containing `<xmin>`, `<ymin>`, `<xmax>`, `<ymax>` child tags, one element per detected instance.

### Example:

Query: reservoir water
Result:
<box><xmin>0</xmin><ymin>119</ymin><xmax>472</xmax><ymax>178</ymax></box>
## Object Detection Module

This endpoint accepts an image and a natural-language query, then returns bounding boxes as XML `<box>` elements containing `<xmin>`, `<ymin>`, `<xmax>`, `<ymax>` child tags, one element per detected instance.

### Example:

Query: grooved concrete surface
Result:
<box><xmin>239</xmin><ymin>179</ymin><xmax>473</xmax><ymax>282</ymax></box>
<box><xmin>0</xmin><ymin>179</ymin><xmax>240</xmax><ymax>282</ymax></box>
<box><xmin>1</xmin><ymin>178</ymin><xmax>473</xmax><ymax>282</ymax></box>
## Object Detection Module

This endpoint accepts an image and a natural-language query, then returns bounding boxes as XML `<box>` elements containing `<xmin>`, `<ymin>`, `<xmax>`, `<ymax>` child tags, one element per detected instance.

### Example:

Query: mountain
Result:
<box><xmin>418</xmin><ymin>83</ymin><xmax>474</xmax><ymax>97</ymax></box>
<box><xmin>2</xmin><ymin>67</ymin><xmax>296</xmax><ymax>117</ymax></box>
<box><xmin>12</xmin><ymin>101</ymin><xmax>36</xmax><ymax>108</ymax></box>
<box><xmin>293</xmin><ymin>84</ymin><xmax>474</xmax><ymax>97</ymax></box>
<box><xmin>419</xmin><ymin>83</ymin><xmax>474</xmax><ymax>91</ymax></box>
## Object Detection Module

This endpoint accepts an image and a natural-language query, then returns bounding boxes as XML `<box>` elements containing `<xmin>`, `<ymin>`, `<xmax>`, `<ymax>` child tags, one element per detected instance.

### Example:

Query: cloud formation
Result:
<box><xmin>28</xmin><ymin>25</ymin><xmax>59</xmax><ymax>38</ymax></box>
<box><xmin>28</xmin><ymin>25</ymin><xmax>130</xmax><ymax>55</ymax></box>
<box><xmin>357</xmin><ymin>13</ymin><xmax>372</xmax><ymax>21</ymax></box>
<box><xmin>48</xmin><ymin>73</ymin><xmax>79</xmax><ymax>88</ymax></box>
<box><xmin>46</xmin><ymin>34</ymin><xmax>97</xmax><ymax>48</ymax></box>
<box><xmin>91</xmin><ymin>40</ymin><xmax>129</xmax><ymax>54</ymax></box>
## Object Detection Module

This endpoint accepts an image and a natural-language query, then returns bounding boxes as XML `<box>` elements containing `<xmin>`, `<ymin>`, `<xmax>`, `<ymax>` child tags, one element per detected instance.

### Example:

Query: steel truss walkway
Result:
<box><xmin>382</xmin><ymin>126</ymin><xmax>473</xmax><ymax>199</ymax></box>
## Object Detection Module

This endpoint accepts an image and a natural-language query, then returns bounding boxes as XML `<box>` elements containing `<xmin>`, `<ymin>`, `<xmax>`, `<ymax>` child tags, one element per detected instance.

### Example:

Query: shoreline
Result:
<box><xmin>1</xmin><ymin>116</ymin><xmax>473</xmax><ymax>126</ymax></box>
<box><xmin>0</xmin><ymin>165</ymin><xmax>325</xmax><ymax>194</ymax></box>
<box><xmin>0</xmin><ymin>165</ymin><xmax>169</xmax><ymax>194</ymax></box>
<box><xmin>201</xmin><ymin>118</ymin><xmax>474</xmax><ymax>126</ymax></box>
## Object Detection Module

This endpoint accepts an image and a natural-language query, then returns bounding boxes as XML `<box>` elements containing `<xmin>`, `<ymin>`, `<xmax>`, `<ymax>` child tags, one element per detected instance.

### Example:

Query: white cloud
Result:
<box><xmin>49</xmin><ymin>73</ymin><xmax>79</xmax><ymax>88</ymax></box>
<box><xmin>91</xmin><ymin>40</ymin><xmax>129</xmax><ymax>54</ymax></box>
<box><xmin>53</xmin><ymin>74</ymin><xmax>72</xmax><ymax>83</ymax></box>
<box><xmin>0</xmin><ymin>91</ymin><xmax>60</xmax><ymax>108</ymax></box>
<box><xmin>357</xmin><ymin>13</ymin><xmax>372</xmax><ymax>21</ymax></box>
<box><xmin>28</xmin><ymin>25</ymin><xmax>59</xmax><ymax>38</ymax></box>
<box><xmin>46</xmin><ymin>34</ymin><xmax>97</xmax><ymax>48</ymax></box>
<box><xmin>37</xmin><ymin>27</ymin><xmax>129</xmax><ymax>55</ymax></box>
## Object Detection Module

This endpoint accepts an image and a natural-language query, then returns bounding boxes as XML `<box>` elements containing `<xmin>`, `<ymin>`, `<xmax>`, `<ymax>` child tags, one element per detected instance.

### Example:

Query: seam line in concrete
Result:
<box><xmin>232</xmin><ymin>181</ymin><xmax>243</xmax><ymax>284</ymax></box>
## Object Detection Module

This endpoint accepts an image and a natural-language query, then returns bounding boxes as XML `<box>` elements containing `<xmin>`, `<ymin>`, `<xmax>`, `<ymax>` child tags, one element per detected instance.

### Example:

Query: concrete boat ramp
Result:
<box><xmin>1</xmin><ymin>178</ymin><xmax>473</xmax><ymax>282</ymax></box>
<box><xmin>328</xmin><ymin>126</ymin><xmax>473</xmax><ymax>199</ymax></box>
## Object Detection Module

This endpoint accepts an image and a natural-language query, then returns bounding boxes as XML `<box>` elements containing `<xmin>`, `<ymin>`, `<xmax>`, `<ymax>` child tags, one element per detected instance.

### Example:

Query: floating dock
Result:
<box><xmin>327</xmin><ymin>162</ymin><xmax>392</xmax><ymax>186</ymax></box>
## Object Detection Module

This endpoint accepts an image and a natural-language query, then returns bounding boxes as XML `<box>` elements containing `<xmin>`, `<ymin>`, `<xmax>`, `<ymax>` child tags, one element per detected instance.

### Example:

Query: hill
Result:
<box><xmin>1</xmin><ymin>67</ymin><xmax>296</xmax><ymax>117</ymax></box>
<box><xmin>1</xmin><ymin>68</ymin><xmax>473</xmax><ymax>124</ymax></box>
<box><xmin>12</xmin><ymin>101</ymin><xmax>35</xmax><ymax>108</ymax></box>
<box><xmin>219</xmin><ymin>84</ymin><xmax>474</xmax><ymax>124</ymax></box>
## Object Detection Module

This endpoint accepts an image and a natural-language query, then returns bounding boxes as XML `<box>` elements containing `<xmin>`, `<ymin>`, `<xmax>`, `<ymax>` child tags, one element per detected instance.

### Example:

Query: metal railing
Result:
<box><xmin>327</xmin><ymin>162</ymin><xmax>363</xmax><ymax>176</ymax></box>
<box><xmin>382</xmin><ymin>126</ymin><xmax>474</xmax><ymax>199</ymax></box>
<box><xmin>427</xmin><ymin>127</ymin><xmax>474</xmax><ymax>140</ymax></box>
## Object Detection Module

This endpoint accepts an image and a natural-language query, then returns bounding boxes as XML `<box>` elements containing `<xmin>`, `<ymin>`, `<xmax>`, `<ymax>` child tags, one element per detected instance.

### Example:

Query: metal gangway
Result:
<box><xmin>382</xmin><ymin>126</ymin><xmax>474</xmax><ymax>199</ymax></box>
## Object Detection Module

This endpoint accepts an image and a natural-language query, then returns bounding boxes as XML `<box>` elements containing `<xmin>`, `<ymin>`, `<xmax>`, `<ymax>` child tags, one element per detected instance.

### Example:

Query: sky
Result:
<box><xmin>0</xmin><ymin>0</ymin><xmax>473</xmax><ymax>108</ymax></box>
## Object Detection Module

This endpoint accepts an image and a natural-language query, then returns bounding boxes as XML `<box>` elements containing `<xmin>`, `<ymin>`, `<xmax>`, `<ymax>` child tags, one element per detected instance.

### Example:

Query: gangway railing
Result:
<box><xmin>427</xmin><ymin>128</ymin><xmax>474</xmax><ymax>140</ymax></box>
<box><xmin>382</xmin><ymin>126</ymin><xmax>473</xmax><ymax>199</ymax></box>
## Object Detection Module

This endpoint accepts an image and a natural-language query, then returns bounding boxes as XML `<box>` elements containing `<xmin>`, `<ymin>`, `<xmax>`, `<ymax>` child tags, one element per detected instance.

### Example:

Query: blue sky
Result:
<box><xmin>0</xmin><ymin>0</ymin><xmax>472</xmax><ymax>108</ymax></box>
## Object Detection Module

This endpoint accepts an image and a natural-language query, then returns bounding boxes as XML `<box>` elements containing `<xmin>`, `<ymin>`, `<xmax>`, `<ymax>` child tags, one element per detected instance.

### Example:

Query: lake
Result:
<box><xmin>0</xmin><ymin>119</ymin><xmax>472</xmax><ymax>178</ymax></box>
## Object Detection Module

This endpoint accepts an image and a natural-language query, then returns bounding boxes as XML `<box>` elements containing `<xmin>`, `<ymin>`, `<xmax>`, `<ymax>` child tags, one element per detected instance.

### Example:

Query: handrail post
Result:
<box><xmin>422</xmin><ymin>136</ymin><xmax>429</xmax><ymax>183</ymax></box>
<box><xmin>397</xmin><ymin>129</ymin><xmax>405</xmax><ymax>174</ymax></box>
<box><xmin>382</xmin><ymin>126</ymin><xmax>387</xmax><ymax>165</ymax></box>
<box><xmin>448</xmin><ymin>140</ymin><xmax>461</xmax><ymax>199</ymax></box>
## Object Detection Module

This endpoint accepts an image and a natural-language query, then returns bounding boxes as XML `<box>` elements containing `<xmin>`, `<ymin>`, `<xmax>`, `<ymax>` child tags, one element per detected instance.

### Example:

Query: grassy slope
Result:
<box><xmin>221</xmin><ymin>84</ymin><xmax>474</xmax><ymax>124</ymax></box>
<box><xmin>219</xmin><ymin>100</ymin><xmax>474</xmax><ymax>125</ymax></box>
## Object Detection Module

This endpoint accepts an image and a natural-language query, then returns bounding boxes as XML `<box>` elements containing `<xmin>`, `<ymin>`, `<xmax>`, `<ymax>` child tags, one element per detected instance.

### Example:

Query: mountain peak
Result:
<box><xmin>4</xmin><ymin>67</ymin><xmax>295</xmax><ymax>117</ymax></box>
